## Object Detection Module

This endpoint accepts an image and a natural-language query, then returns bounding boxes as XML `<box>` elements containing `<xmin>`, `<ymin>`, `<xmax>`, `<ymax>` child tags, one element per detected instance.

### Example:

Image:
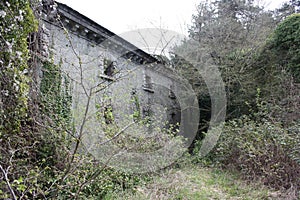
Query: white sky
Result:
<box><xmin>56</xmin><ymin>0</ymin><xmax>288</xmax><ymax>35</ymax></box>
<box><xmin>55</xmin><ymin>0</ymin><xmax>288</xmax><ymax>54</ymax></box>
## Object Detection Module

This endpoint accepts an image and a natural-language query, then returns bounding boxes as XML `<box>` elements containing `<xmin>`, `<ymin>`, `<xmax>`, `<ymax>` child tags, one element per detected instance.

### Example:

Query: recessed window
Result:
<box><xmin>169</xmin><ymin>84</ymin><xmax>176</xmax><ymax>99</ymax></box>
<box><xmin>103</xmin><ymin>58</ymin><xmax>115</xmax><ymax>77</ymax></box>
<box><xmin>142</xmin><ymin>74</ymin><xmax>154</xmax><ymax>93</ymax></box>
<box><xmin>131</xmin><ymin>88</ymin><xmax>141</xmax><ymax>122</ymax></box>
<box><xmin>98</xmin><ymin>58</ymin><xmax>116</xmax><ymax>81</ymax></box>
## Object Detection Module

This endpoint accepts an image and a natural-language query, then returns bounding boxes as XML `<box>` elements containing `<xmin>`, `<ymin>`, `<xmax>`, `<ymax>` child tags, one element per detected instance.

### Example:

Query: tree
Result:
<box><xmin>273</xmin><ymin>0</ymin><xmax>300</xmax><ymax>21</ymax></box>
<box><xmin>172</xmin><ymin>0</ymin><xmax>277</xmax><ymax>124</ymax></box>
<box><xmin>249</xmin><ymin>13</ymin><xmax>300</xmax><ymax>124</ymax></box>
<box><xmin>268</xmin><ymin>13</ymin><xmax>300</xmax><ymax>82</ymax></box>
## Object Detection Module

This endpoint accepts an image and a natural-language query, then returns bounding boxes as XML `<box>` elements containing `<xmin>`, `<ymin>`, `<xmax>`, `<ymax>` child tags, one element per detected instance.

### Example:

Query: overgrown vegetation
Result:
<box><xmin>0</xmin><ymin>0</ymin><xmax>37</xmax><ymax>134</ymax></box>
<box><xmin>106</xmin><ymin>165</ymin><xmax>277</xmax><ymax>200</ymax></box>
<box><xmin>0</xmin><ymin>1</ymin><xmax>146</xmax><ymax>199</ymax></box>
<box><xmin>0</xmin><ymin>0</ymin><xmax>40</xmax><ymax>199</ymax></box>
<box><xmin>0</xmin><ymin>0</ymin><xmax>299</xmax><ymax>199</ymax></box>
<box><xmin>193</xmin><ymin>91</ymin><xmax>300</xmax><ymax>194</ymax></box>
<box><xmin>174</xmin><ymin>0</ymin><xmax>300</xmax><ymax>198</ymax></box>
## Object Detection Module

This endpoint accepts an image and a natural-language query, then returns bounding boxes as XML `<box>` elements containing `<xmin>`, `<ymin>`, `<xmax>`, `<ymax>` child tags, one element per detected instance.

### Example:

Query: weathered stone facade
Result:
<box><xmin>40</xmin><ymin>2</ymin><xmax>198</xmax><ymax>141</ymax></box>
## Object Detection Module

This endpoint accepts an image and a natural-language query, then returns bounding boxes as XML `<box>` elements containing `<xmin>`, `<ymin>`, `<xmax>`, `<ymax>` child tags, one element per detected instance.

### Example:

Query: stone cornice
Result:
<box><xmin>42</xmin><ymin>1</ymin><xmax>159</xmax><ymax>65</ymax></box>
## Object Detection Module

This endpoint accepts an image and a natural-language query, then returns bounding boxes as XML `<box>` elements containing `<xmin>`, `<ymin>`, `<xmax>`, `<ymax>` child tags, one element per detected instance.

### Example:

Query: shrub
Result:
<box><xmin>269</xmin><ymin>13</ymin><xmax>300</xmax><ymax>82</ymax></box>
<box><xmin>198</xmin><ymin>115</ymin><xmax>300</xmax><ymax>191</ymax></box>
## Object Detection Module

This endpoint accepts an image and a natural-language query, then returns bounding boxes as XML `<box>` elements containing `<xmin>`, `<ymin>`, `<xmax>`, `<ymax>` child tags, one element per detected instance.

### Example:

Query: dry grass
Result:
<box><xmin>104</xmin><ymin>165</ymin><xmax>296</xmax><ymax>200</ymax></box>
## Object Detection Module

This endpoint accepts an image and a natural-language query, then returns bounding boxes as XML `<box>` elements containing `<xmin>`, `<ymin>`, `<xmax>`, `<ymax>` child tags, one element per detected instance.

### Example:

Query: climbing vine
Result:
<box><xmin>0</xmin><ymin>0</ymin><xmax>38</xmax><ymax>134</ymax></box>
<box><xmin>40</xmin><ymin>60</ymin><xmax>72</xmax><ymax>128</ymax></box>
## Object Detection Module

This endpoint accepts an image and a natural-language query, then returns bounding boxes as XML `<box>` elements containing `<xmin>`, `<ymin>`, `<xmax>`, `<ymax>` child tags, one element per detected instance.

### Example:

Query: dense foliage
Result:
<box><xmin>194</xmin><ymin>94</ymin><xmax>300</xmax><ymax>192</ymax></box>
<box><xmin>265</xmin><ymin>13</ymin><xmax>300</xmax><ymax>82</ymax></box>
<box><xmin>0</xmin><ymin>1</ymin><xmax>145</xmax><ymax>199</ymax></box>
<box><xmin>0</xmin><ymin>0</ymin><xmax>39</xmax><ymax>198</ymax></box>
<box><xmin>0</xmin><ymin>0</ymin><xmax>299</xmax><ymax>199</ymax></box>
<box><xmin>179</xmin><ymin>0</ymin><xmax>300</xmax><ymax>196</ymax></box>
<box><xmin>0</xmin><ymin>0</ymin><xmax>37</xmax><ymax>134</ymax></box>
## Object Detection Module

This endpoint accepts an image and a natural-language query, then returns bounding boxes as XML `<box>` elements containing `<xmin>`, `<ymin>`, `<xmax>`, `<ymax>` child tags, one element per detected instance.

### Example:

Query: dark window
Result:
<box><xmin>131</xmin><ymin>88</ymin><xmax>141</xmax><ymax>122</ymax></box>
<box><xmin>103</xmin><ymin>59</ymin><xmax>115</xmax><ymax>77</ymax></box>
<box><xmin>169</xmin><ymin>85</ymin><xmax>176</xmax><ymax>99</ymax></box>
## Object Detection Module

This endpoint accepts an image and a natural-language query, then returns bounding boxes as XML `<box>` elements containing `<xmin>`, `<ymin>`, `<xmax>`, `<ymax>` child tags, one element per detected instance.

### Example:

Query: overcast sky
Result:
<box><xmin>56</xmin><ymin>0</ymin><xmax>288</xmax><ymax>35</ymax></box>
<box><xmin>55</xmin><ymin>0</ymin><xmax>288</xmax><ymax>54</ymax></box>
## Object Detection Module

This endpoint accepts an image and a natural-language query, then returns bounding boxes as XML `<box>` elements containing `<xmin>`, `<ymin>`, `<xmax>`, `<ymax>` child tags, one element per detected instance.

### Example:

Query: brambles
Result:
<box><xmin>193</xmin><ymin>96</ymin><xmax>300</xmax><ymax>195</ymax></box>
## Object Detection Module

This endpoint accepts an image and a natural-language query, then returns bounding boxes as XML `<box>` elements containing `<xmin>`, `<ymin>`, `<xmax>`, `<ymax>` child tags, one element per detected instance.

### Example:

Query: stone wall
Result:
<box><xmin>40</xmin><ymin>2</ymin><xmax>186</xmax><ymax>138</ymax></box>
<box><xmin>41</xmin><ymin>2</ymin><xmax>203</xmax><ymax>151</ymax></box>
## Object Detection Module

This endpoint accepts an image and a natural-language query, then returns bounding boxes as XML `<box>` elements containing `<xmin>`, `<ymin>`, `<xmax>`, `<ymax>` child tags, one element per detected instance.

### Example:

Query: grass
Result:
<box><xmin>103</xmin><ymin>165</ymin><xmax>282</xmax><ymax>200</ymax></box>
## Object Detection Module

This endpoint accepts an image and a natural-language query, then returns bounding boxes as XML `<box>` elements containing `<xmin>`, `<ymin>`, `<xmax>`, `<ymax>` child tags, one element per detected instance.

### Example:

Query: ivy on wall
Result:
<box><xmin>40</xmin><ymin>60</ymin><xmax>72</xmax><ymax>128</ymax></box>
<box><xmin>0</xmin><ymin>0</ymin><xmax>38</xmax><ymax>134</ymax></box>
<box><xmin>0</xmin><ymin>1</ymin><xmax>73</xmax><ymax>198</ymax></box>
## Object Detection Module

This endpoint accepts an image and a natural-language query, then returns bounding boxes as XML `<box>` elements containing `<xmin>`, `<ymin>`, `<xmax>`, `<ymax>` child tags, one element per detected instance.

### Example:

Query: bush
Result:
<box><xmin>198</xmin><ymin>115</ymin><xmax>300</xmax><ymax>191</ymax></box>
<box><xmin>54</xmin><ymin>155</ymin><xmax>148</xmax><ymax>199</ymax></box>
<box><xmin>269</xmin><ymin>13</ymin><xmax>300</xmax><ymax>82</ymax></box>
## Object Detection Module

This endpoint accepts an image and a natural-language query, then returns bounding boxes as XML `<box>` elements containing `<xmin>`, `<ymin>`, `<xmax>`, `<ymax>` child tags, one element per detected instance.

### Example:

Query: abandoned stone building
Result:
<box><xmin>39</xmin><ymin>1</ymin><xmax>198</xmax><ymax>147</ymax></box>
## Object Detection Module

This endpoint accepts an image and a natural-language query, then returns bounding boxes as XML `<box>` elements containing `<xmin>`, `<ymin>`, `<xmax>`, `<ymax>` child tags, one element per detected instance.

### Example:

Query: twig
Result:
<box><xmin>0</xmin><ymin>164</ymin><xmax>17</xmax><ymax>200</ymax></box>
<box><xmin>99</xmin><ymin>122</ymin><xmax>135</xmax><ymax>145</ymax></box>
